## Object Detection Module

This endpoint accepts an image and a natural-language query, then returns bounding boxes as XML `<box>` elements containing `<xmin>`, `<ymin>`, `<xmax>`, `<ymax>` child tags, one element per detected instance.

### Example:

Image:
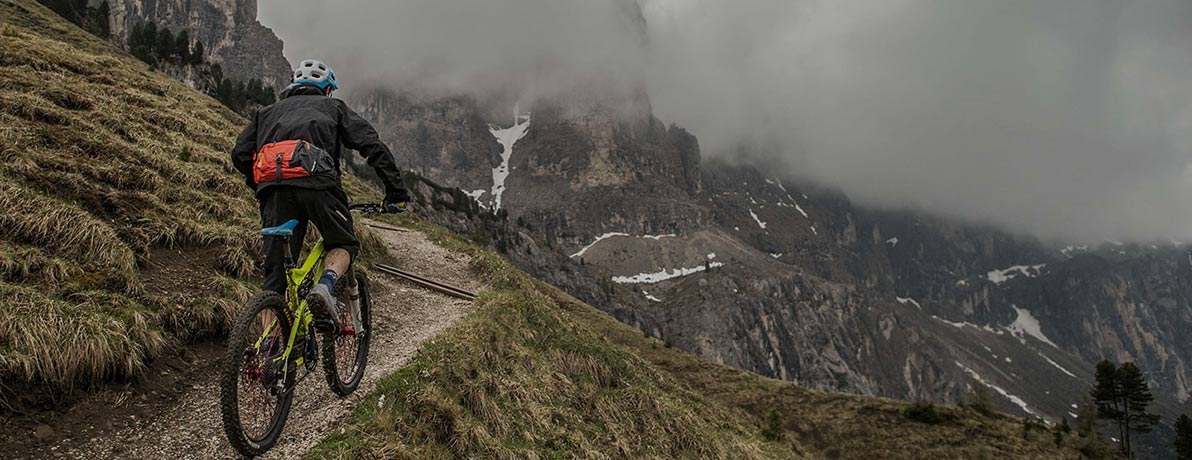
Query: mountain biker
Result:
<box><xmin>231</xmin><ymin>59</ymin><xmax>409</xmax><ymax>332</ymax></box>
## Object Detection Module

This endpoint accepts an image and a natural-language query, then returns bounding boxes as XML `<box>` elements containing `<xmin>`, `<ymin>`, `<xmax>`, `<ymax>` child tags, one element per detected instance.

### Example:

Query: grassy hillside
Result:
<box><xmin>0</xmin><ymin>0</ymin><xmax>387</xmax><ymax>400</ymax></box>
<box><xmin>312</xmin><ymin>218</ymin><xmax>1101</xmax><ymax>460</ymax></box>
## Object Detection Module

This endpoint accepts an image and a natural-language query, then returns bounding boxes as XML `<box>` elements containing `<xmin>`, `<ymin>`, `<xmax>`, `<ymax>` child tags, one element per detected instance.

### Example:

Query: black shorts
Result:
<box><xmin>259</xmin><ymin>186</ymin><xmax>358</xmax><ymax>293</ymax></box>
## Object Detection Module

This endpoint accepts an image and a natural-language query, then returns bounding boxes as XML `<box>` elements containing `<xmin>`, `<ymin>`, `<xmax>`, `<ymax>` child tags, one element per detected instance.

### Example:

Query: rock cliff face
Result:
<box><xmin>353</xmin><ymin>89</ymin><xmax>1190</xmax><ymax>458</ymax></box>
<box><xmin>102</xmin><ymin>0</ymin><xmax>289</xmax><ymax>89</ymax></box>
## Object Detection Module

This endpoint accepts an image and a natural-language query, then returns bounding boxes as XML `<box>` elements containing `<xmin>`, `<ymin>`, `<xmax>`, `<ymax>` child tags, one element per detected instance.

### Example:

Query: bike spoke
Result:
<box><xmin>335</xmin><ymin>309</ymin><xmax>360</xmax><ymax>383</ymax></box>
<box><xmin>239</xmin><ymin>311</ymin><xmax>283</xmax><ymax>441</ymax></box>
<box><xmin>331</xmin><ymin>288</ymin><xmax>358</xmax><ymax>384</ymax></box>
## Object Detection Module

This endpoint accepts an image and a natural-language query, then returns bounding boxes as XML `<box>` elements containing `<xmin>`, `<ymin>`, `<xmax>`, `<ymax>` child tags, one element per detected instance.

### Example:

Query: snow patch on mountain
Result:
<box><xmin>1038</xmin><ymin>352</ymin><xmax>1077</xmax><ymax>378</ymax></box>
<box><xmin>770</xmin><ymin>177</ymin><xmax>810</xmax><ymax>218</ymax></box>
<box><xmin>613</xmin><ymin>262</ymin><xmax>725</xmax><ymax>284</ymax></box>
<box><xmin>931</xmin><ymin>316</ymin><xmax>1004</xmax><ymax>335</ymax></box>
<box><xmin>896</xmin><ymin>296</ymin><xmax>921</xmax><ymax>309</ymax></box>
<box><xmin>956</xmin><ymin>361</ymin><xmax>1036</xmax><ymax>416</ymax></box>
<box><xmin>488</xmin><ymin>106</ymin><xmax>531</xmax><ymax>210</ymax></box>
<box><xmin>749</xmin><ymin>208</ymin><xmax>767</xmax><ymax>229</ymax></box>
<box><xmin>1060</xmin><ymin>245</ymin><xmax>1088</xmax><ymax>257</ymax></box>
<box><xmin>642</xmin><ymin>290</ymin><xmax>662</xmax><ymax>302</ymax></box>
<box><xmin>1008</xmin><ymin>305</ymin><xmax>1059</xmax><ymax>348</ymax></box>
<box><xmin>463</xmin><ymin>189</ymin><xmax>488</xmax><ymax>209</ymax></box>
<box><xmin>886</xmin><ymin>237</ymin><xmax>899</xmax><ymax>246</ymax></box>
<box><xmin>986</xmin><ymin>264</ymin><xmax>1046</xmax><ymax>284</ymax></box>
<box><xmin>569</xmin><ymin>232</ymin><xmax>678</xmax><ymax>259</ymax></box>
<box><xmin>570</xmin><ymin>232</ymin><xmax>630</xmax><ymax>258</ymax></box>
<box><xmin>794</xmin><ymin>203</ymin><xmax>809</xmax><ymax>218</ymax></box>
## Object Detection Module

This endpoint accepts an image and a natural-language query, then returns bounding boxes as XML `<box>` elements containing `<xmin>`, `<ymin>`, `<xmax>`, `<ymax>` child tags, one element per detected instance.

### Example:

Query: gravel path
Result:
<box><xmin>26</xmin><ymin>222</ymin><xmax>482</xmax><ymax>459</ymax></box>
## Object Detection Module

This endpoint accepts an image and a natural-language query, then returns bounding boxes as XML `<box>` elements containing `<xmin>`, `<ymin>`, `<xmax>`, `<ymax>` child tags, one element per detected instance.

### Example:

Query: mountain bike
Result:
<box><xmin>220</xmin><ymin>203</ymin><xmax>385</xmax><ymax>457</ymax></box>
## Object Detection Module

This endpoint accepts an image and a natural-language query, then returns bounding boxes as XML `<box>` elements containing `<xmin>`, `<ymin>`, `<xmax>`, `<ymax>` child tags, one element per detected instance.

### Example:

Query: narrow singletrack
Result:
<box><xmin>16</xmin><ymin>221</ymin><xmax>484</xmax><ymax>459</ymax></box>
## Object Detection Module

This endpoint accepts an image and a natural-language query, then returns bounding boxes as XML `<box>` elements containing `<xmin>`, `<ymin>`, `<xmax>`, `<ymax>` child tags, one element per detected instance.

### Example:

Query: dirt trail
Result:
<box><xmin>14</xmin><ymin>221</ymin><xmax>482</xmax><ymax>459</ymax></box>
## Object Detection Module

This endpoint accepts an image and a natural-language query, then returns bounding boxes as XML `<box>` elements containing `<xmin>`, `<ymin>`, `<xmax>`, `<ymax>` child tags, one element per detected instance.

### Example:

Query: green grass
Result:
<box><xmin>310</xmin><ymin>218</ymin><xmax>1102</xmax><ymax>460</ymax></box>
<box><xmin>0</xmin><ymin>0</ymin><xmax>385</xmax><ymax>398</ymax></box>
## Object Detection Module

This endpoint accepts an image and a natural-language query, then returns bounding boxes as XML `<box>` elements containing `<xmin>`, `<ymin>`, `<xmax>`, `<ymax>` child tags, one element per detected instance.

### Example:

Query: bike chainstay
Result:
<box><xmin>269</xmin><ymin>292</ymin><xmax>316</xmax><ymax>396</ymax></box>
<box><xmin>276</xmin><ymin>328</ymin><xmax>318</xmax><ymax>396</ymax></box>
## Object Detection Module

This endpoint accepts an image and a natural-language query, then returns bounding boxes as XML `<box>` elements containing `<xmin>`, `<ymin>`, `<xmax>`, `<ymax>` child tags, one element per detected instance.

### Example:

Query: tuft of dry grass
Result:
<box><xmin>0</xmin><ymin>283</ymin><xmax>166</xmax><ymax>390</ymax></box>
<box><xmin>0</xmin><ymin>0</ymin><xmax>390</xmax><ymax>398</ymax></box>
<box><xmin>0</xmin><ymin>179</ymin><xmax>138</xmax><ymax>272</ymax></box>
<box><xmin>0</xmin><ymin>0</ymin><xmax>294</xmax><ymax>396</ymax></box>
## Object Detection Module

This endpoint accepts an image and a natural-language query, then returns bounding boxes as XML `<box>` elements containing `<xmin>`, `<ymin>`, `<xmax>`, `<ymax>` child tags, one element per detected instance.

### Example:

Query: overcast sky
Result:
<box><xmin>260</xmin><ymin>0</ymin><xmax>1192</xmax><ymax>242</ymax></box>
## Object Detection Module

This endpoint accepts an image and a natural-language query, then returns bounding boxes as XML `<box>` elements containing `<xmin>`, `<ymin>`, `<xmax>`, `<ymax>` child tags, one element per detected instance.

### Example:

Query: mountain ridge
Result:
<box><xmin>353</xmin><ymin>88</ymin><xmax>1190</xmax><ymax>458</ymax></box>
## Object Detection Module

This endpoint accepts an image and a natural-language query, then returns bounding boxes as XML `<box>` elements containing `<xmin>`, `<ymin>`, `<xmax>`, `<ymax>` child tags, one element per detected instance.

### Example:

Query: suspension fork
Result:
<box><xmin>346</xmin><ymin>266</ymin><xmax>364</xmax><ymax>332</ymax></box>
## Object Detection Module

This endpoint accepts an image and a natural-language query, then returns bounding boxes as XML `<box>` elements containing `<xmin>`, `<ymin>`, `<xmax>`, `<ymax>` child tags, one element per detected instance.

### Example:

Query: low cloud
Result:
<box><xmin>260</xmin><ymin>0</ymin><xmax>647</xmax><ymax>109</ymax></box>
<box><xmin>262</xmin><ymin>0</ymin><xmax>1192</xmax><ymax>241</ymax></box>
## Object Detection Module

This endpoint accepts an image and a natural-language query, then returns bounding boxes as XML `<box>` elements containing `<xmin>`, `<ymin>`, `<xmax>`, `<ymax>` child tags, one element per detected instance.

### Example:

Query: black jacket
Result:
<box><xmin>231</xmin><ymin>85</ymin><xmax>408</xmax><ymax>202</ymax></box>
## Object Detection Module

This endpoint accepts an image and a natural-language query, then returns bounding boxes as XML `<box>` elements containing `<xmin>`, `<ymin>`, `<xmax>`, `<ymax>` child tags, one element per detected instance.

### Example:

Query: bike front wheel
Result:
<box><xmin>322</xmin><ymin>270</ymin><xmax>372</xmax><ymax>396</ymax></box>
<box><xmin>220</xmin><ymin>291</ymin><xmax>296</xmax><ymax>457</ymax></box>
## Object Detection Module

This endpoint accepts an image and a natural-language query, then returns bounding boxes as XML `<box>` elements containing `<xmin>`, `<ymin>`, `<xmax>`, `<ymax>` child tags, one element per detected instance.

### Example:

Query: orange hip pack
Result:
<box><xmin>253</xmin><ymin>140</ymin><xmax>335</xmax><ymax>184</ymax></box>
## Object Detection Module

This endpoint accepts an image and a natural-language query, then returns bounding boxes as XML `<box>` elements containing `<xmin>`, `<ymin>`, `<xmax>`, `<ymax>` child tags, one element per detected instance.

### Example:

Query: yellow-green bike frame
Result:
<box><xmin>253</xmin><ymin>240</ymin><xmax>327</xmax><ymax>379</ymax></box>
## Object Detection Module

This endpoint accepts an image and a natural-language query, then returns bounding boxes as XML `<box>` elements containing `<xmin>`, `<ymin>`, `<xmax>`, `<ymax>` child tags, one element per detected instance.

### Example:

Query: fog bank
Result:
<box><xmin>261</xmin><ymin>0</ymin><xmax>1192</xmax><ymax>241</ymax></box>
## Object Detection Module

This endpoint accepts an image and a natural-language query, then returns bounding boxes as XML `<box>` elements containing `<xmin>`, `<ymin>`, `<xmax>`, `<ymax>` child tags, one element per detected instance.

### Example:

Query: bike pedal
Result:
<box><xmin>304</xmin><ymin>333</ymin><xmax>319</xmax><ymax>371</ymax></box>
<box><xmin>313</xmin><ymin>318</ymin><xmax>337</xmax><ymax>333</ymax></box>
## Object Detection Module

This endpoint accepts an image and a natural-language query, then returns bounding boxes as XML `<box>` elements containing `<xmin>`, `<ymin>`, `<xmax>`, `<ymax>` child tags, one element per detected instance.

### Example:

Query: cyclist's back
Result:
<box><xmin>232</xmin><ymin>77</ymin><xmax>405</xmax><ymax>199</ymax></box>
<box><xmin>230</xmin><ymin>59</ymin><xmax>409</xmax><ymax>331</ymax></box>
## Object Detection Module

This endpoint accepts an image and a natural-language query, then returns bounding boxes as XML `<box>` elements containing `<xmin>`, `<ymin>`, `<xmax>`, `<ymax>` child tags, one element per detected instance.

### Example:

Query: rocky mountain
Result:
<box><xmin>351</xmin><ymin>88</ymin><xmax>1191</xmax><ymax>457</ymax></box>
<box><xmin>101</xmin><ymin>0</ymin><xmax>289</xmax><ymax>89</ymax></box>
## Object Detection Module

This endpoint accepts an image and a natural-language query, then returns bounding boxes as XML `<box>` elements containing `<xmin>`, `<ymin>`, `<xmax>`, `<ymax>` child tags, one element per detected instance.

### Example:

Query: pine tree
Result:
<box><xmin>1117</xmin><ymin>362</ymin><xmax>1160</xmax><ymax>457</ymax></box>
<box><xmin>128</xmin><ymin>21</ymin><xmax>143</xmax><ymax>49</ymax></box>
<box><xmin>155</xmin><ymin>27</ymin><xmax>175</xmax><ymax>61</ymax></box>
<box><xmin>174</xmin><ymin>29</ymin><xmax>190</xmax><ymax>62</ymax></box>
<box><xmin>210</xmin><ymin>63</ymin><xmax>223</xmax><ymax>84</ymax></box>
<box><xmin>143</xmin><ymin>22</ymin><xmax>158</xmax><ymax>51</ymax></box>
<box><xmin>1076</xmin><ymin>395</ymin><xmax>1098</xmax><ymax>437</ymax></box>
<box><xmin>1091</xmin><ymin>360</ymin><xmax>1126</xmax><ymax>454</ymax></box>
<box><xmin>92</xmin><ymin>1</ymin><xmax>110</xmax><ymax>38</ymax></box>
<box><xmin>1051</xmin><ymin>417</ymin><xmax>1071</xmax><ymax>446</ymax></box>
<box><xmin>128</xmin><ymin>22</ymin><xmax>150</xmax><ymax>62</ymax></box>
<box><xmin>1176</xmin><ymin>414</ymin><xmax>1192</xmax><ymax>460</ymax></box>
<box><xmin>190</xmin><ymin>40</ymin><xmax>205</xmax><ymax>66</ymax></box>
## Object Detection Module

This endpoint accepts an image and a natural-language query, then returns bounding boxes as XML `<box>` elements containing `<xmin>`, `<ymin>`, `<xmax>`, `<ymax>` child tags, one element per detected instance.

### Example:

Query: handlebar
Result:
<box><xmin>349</xmin><ymin>203</ymin><xmax>407</xmax><ymax>215</ymax></box>
<box><xmin>349</xmin><ymin>203</ymin><xmax>384</xmax><ymax>215</ymax></box>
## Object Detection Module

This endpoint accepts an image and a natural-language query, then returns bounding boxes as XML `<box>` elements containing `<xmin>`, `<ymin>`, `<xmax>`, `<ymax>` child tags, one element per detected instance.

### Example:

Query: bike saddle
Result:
<box><xmin>261</xmin><ymin>219</ymin><xmax>300</xmax><ymax>237</ymax></box>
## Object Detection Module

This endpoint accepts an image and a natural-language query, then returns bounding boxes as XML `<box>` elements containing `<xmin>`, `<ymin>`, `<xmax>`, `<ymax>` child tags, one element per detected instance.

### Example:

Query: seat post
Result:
<box><xmin>280</xmin><ymin>236</ymin><xmax>296</xmax><ymax>268</ymax></box>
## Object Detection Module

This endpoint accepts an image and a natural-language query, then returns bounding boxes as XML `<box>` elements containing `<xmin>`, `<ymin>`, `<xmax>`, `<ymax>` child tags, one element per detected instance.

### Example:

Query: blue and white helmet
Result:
<box><xmin>290</xmin><ymin>59</ymin><xmax>338</xmax><ymax>91</ymax></box>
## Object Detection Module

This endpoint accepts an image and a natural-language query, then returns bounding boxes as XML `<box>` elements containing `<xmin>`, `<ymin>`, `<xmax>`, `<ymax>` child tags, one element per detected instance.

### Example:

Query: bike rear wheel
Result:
<box><xmin>220</xmin><ymin>291</ymin><xmax>296</xmax><ymax>457</ymax></box>
<box><xmin>322</xmin><ymin>270</ymin><xmax>372</xmax><ymax>396</ymax></box>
